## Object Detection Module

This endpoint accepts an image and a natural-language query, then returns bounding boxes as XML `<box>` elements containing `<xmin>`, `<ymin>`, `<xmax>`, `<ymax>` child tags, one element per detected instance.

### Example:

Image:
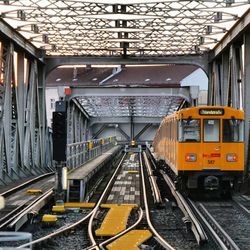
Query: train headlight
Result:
<box><xmin>227</xmin><ymin>153</ymin><xmax>238</xmax><ymax>162</ymax></box>
<box><xmin>185</xmin><ymin>153</ymin><xmax>197</xmax><ymax>162</ymax></box>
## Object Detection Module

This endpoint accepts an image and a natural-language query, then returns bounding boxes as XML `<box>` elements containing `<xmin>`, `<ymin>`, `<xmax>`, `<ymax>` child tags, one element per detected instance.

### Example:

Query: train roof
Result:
<box><xmin>162</xmin><ymin>106</ymin><xmax>244</xmax><ymax>121</ymax></box>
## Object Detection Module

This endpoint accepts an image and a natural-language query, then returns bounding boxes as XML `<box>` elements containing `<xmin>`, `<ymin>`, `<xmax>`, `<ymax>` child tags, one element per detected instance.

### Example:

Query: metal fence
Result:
<box><xmin>66</xmin><ymin>136</ymin><xmax>116</xmax><ymax>169</ymax></box>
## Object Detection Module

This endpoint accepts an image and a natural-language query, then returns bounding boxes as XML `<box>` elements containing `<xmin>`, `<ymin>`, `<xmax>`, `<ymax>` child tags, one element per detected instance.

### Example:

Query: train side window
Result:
<box><xmin>223</xmin><ymin>119</ymin><xmax>244</xmax><ymax>142</ymax></box>
<box><xmin>178</xmin><ymin>119</ymin><xmax>200</xmax><ymax>142</ymax></box>
<box><xmin>203</xmin><ymin>119</ymin><xmax>220</xmax><ymax>142</ymax></box>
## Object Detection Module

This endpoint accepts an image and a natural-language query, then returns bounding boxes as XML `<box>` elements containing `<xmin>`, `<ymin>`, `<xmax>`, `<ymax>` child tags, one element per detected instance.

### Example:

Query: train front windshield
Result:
<box><xmin>178</xmin><ymin>118</ymin><xmax>244</xmax><ymax>142</ymax></box>
<box><xmin>223</xmin><ymin>119</ymin><xmax>244</xmax><ymax>142</ymax></box>
<box><xmin>204</xmin><ymin>119</ymin><xmax>220</xmax><ymax>142</ymax></box>
<box><xmin>178</xmin><ymin>119</ymin><xmax>200</xmax><ymax>142</ymax></box>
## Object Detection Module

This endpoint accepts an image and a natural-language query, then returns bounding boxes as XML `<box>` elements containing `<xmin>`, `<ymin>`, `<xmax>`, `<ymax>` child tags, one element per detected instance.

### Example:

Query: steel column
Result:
<box><xmin>243</xmin><ymin>32</ymin><xmax>250</xmax><ymax>176</ymax></box>
<box><xmin>222</xmin><ymin>51</ymin><xmax>230</xmax><ymax>106</ymax></box>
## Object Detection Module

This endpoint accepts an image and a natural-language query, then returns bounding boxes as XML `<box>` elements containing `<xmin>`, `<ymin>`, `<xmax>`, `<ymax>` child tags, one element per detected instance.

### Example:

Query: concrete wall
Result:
<box><xmin>45</xmin><ymin>87</ymin><xmax>59</xmax><ymax>128</ymax></box>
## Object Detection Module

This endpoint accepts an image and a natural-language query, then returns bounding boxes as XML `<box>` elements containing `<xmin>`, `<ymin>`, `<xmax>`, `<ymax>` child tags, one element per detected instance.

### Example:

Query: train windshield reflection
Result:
<box><xmin>178</xmin><ymin>119</ymin><xmax>200</xmax><ymax>142</ymax></box>
<box><xmin>223</xmin><ymin>119</ymin><xmax>244</xmax><ymax>142</ymax></box>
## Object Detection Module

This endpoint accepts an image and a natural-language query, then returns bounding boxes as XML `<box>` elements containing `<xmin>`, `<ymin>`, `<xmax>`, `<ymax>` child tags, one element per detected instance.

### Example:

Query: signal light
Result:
<box><xmin>52</xmin><ymin>111</ymin><xmax>67</xmax><ymax>161</ymax></box>
<box><xmin>185</xmin><ymin>153</ymin><xmax>196</xmax><ymax>162</ymax></box>
<box><xmin>227</xmin><ymin>153</ymin><xmax>237</xmax><ymax>162</ymax></box>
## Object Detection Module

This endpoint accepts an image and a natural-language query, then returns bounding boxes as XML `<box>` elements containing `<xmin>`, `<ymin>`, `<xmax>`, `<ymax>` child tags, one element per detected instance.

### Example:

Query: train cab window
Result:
<box><xmin>203</xmin><ymin>119</ymin><xmax>220</xmax><ymax>142</ymax></box>
<box><xmin>178</xmin><ymin>119</ymin><xmax>200</xmax><ymax>142</ymax></box>
<box><xmin>223</xmin><ymin>119</ymin><xmax>244</xmax><ymax>142</ymax></box>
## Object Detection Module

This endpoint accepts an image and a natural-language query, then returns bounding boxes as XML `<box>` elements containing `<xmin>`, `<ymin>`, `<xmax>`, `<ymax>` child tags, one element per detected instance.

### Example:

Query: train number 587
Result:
<box><xmin>208</xmin><ymin>160</ymin><xmax>215</xmax><ymax>164</ymax></box>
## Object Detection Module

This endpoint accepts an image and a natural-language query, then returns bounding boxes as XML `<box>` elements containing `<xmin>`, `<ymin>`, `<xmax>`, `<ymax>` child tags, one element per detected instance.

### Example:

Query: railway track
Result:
<box><xmin>0</xmin><ymin>173</ymin><xmax>54</xmax><ymax>231</ymax></box>
<box><xmin>146</xmin><ymin>147</ymin><xmax>250</xmax><ymax>249</ymax></box>
<box><xmin>17</xmin><ymin>152</ymin><xmax>177</xmax><ymax>250</ymax></box>
<box><xmin>16</xmin><ymin>153</ymin><xmax>127</xmax><ymax>249</ymax></box>
<box><xmin>188</xmin><ymin>197</ymin><xmax>250</xmax><ymax>250</ymax></box>
<box><xmin>145</xmin><ymin>147</ymin><xmax>209</xmax><ymax>248</ymax></box>
<box><xmin>3</xmin><ymin>149</ymin><xmax>249</xmax><ymax>250</ymax></box>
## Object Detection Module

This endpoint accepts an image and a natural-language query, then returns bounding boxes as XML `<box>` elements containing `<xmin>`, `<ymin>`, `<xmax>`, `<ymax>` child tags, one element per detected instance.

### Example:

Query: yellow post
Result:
<box><xmin>88</xmin><ymin>141</ymin><xmax>93</xmax><ymax>150</ymax></box>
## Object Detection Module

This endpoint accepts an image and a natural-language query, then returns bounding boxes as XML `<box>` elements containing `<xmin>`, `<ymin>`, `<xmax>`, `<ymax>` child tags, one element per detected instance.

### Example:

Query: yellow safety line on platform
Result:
<box><xmin>64</xmin><ymin>202</ymin><xmax>96</xmax><ymax>208</ymax></box>
<box><xmin>95</xmin><ymin>204</ymin><xmax>137</xmax><ymax>237</ymax></box>
<box><xmin>106</xmin><ymin>230</ymin><xmax>152</xmax><ymax>250</ymax></box>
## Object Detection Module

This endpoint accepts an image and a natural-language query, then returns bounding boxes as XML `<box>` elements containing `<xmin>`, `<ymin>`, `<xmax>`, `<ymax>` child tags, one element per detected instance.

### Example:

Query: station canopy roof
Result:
<box><xmin>1</xmin><ymin>0</ymin><xmax>250</xmax><ymax>57</ymax></box>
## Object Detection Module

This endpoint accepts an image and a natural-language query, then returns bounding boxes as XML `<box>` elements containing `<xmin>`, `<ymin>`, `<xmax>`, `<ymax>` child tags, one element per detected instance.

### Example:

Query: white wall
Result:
<box><xmin>181</xmin><ymin>68</ymin><xmax>208</xmax><ymax>90</ymax></box>
<box><xmin>45</xmin><ymin>87</ymin><xmax>59</xmax><ymax>128</ymax></box>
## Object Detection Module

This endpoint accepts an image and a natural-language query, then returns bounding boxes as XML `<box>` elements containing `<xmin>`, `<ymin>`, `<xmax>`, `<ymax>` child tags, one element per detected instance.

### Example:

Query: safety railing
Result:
<box><xmin>66</xmin><ymin>136</ymin><xmax>116</xmax><ymax>169</ymax></box>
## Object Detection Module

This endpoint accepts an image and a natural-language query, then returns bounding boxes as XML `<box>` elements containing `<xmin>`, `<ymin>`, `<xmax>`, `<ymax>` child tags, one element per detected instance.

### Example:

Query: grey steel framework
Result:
<box><xmin>0</xmin><ymin>1</ymin><xmax>249</xmax><ymax>57</ymax></box>
<box><xmin>208</xmin><ymin>10</ymin><xmax>250</xmax><ymax>174</ymax></box>
<box><xmin>71</xmin><ymin>87</ymin><xmax>190</xmax><ymax>117</ymax></box>
<box><xmin>1</xmin><ymin>1</ymin><xmax>250</xmax><ymax>185</ymax></box>
<box><xmin>0</xmin><ymin>37</ymin><xmax>50</xmax><ymax>185</ymax></box>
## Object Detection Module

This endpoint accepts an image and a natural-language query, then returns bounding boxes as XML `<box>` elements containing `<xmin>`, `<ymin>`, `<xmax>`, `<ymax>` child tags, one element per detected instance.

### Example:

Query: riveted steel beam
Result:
<box><xmin>45</xmin><ymin>54</ymin><xmax>209</xmax><ymax>75</ymax></box>
<box><xmin>90</xmin><ymin>116</ymin><xmax>162</xmax><ymax>126</ymax></box>
<box><xmin>69</xmin><ymin>87</ymin><xmax>191</xmax><ymax>102</ymax></box>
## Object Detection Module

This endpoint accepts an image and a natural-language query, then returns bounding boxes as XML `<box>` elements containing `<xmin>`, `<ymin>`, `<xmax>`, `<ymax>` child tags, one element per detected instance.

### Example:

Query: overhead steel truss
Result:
<box><xmin>0</xmin><ymin>1</ymin><xmax>249</xmax><ymax>57</ymax></box>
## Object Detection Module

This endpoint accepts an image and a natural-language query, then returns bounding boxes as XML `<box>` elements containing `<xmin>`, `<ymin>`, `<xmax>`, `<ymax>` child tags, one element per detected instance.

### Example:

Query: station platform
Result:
<box><xmin>67</xmin><ymin>146</ymin><xmax>121</xmax><ymax>202</ymax></box>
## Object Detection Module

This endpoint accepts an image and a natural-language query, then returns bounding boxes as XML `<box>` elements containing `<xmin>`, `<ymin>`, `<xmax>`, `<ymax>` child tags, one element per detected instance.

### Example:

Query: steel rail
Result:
<box><xmin>18</xmin><ymin>210</ymin><xmax>94</xmax><ymax>249</ymax></box>
<box><xmin>160</xmin><ymin>170</ymin><xmax>208</xmax><ymax>245</ymax></box>
<box><xmin>0</xmin><ymin>200</ymin><xmax>28</xmax><ymax>229</ymax></box>
<box><xmin>87</xmin><ymin>153</ymin><xmax>127</xmax><ymax>249</ymax></box>
<box><xmin>187</xmin><ymin>199</ymin><xmax>229</xmax><ymax>250</ymax></box>
<box><xmin>19</xmin><ymin>152</ymin><xmax>125</xmax><ymax>249</ymax></box>
<box><xmin>9</xmin><ymin>189</ymin><xmax>53</xmax><ymax>231</ymax></box>
<box><xmin>99</xmin><ymin>207</ymin><xmax>144</xmax><ymax>250</ymax></box>
<box><xmin>0</xmin><ymin>189</ymin><xmax>53</xmax><ymax>230</ymax></box>
<box><xmin>232</xmin><ymin>196</ymin><xmax>250</xmax><ymax>217</ymax></box>
<box><xmin>198</xmin><ymin>203</ymin><xmax>240</xmax><ymax>250</ymax></box>
<box><xmin>0</xmin><ymin>172</ymin><xmax>54</xmax><ymax>197</ymax></box>
<box><xmin>140</xmin><ymin>154</ymin><xmax>175</xmax><ymax>250</ymax></box>
<box><xmin>143</xmin><ymin>152</ymin><xmax>162</xmax><ymax>204</ymax></box>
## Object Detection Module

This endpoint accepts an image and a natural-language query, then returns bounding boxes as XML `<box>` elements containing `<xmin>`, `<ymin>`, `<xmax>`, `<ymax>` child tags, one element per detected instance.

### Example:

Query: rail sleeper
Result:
<box><xmin>95</xmin><ymin>204</ymin><xmax>137</xmax><ymax>236</ymax></box>
<box><xmin>106</xmin><ymin>229</ymin><xmax>152</xmax><ymax>250</ymax></box>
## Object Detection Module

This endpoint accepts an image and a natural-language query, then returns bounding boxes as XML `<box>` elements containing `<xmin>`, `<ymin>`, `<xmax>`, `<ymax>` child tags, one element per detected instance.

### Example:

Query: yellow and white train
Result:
<box><xmin>152</xmin><ymin>106</ymin><xmax>244</xmax><ymax>194</ymax></box>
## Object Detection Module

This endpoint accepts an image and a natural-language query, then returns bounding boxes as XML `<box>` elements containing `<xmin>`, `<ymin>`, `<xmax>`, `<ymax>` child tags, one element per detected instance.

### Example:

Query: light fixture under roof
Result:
<box><xmin>94</xmin><ymin>27</ymin><xmax>151</xmax><ymax>32</ymax></box>
<box><xmin>84</xmin><ymin>13</ymin><xmax>159</xmax><ymax>20</ymax></box>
